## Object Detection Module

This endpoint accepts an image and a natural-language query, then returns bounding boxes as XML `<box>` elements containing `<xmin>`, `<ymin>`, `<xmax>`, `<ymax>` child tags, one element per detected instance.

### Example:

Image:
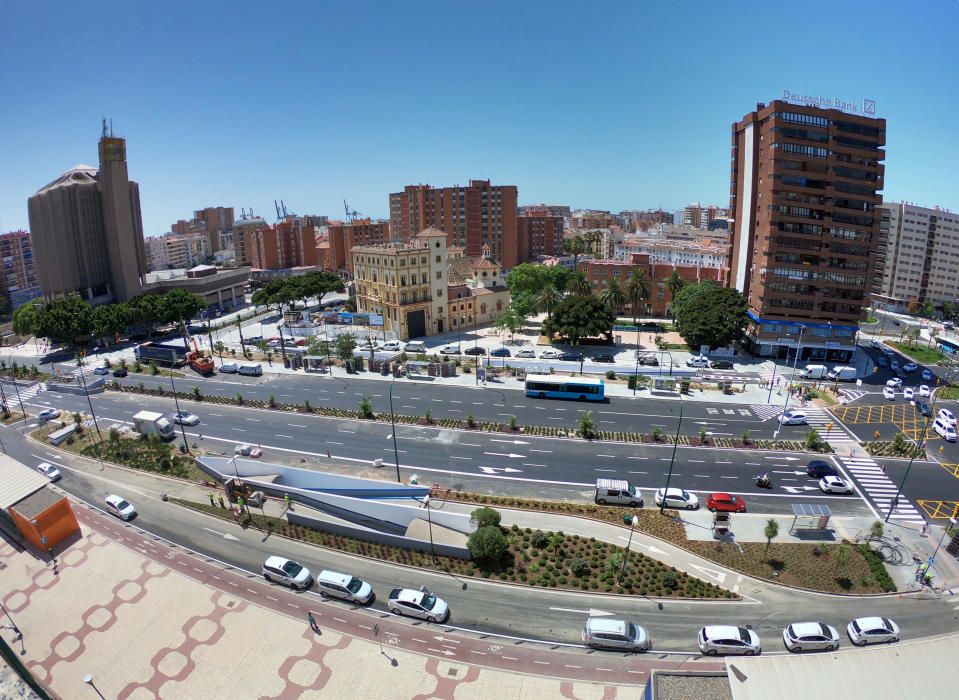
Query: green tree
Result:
<box><xmin>673</xmin><ymin>285</ymin><xmax>748</xmax><ymax>350</ymax></box>
<box><xmin>565</xmin><ymin>271</ymin><xmax>591</xmax><ymax>296</ymax></box>
<box><xmin>510</xmin><ymin>291</ymin><xmax>539</xmax><ymax>320</ymax></box>
<box><xmin>625</xmin><ymin>269</ymin><xmax>652</xmax><ymax>324</ymax></box>
<box><xmin>32</xmin><ymin>295</ymin><xmax>93</xmax><ymax>342</ymax></box>
<box><xmin>764</xmin><ymin>518</ymin><xmax>779</xmax><ymax>552</ymax></box>
<box><xmin>492</xmin><ymin>308</ymin><xmax>526</xmax><ymax>341</ymax></box>
<box><xmin>358</xmin><ymin>396</ymin><xmax>374</xmax><ymax>419</ymax></box>
<box><xmin>578</xmin><ymin>410</ymin><xmax>597</xmax><ymax>439</ymax></box>
<box><xmin>90</xmin><ymin>303</ymin><xmax>129</xmax><ymax>347</ymax></box>
<box><xmin>537</xmin><ymin>284</ymin><xmax>561</xmax><ymax>320</ymax></box>
<box><xmin>665</xmin><ymin>270</ymin><xmax>686</xmax><ymax>300</ymax></box>
<box><xmin>544</xmin><ymin>295</ymin><xmax>614</xmax><ymax>345</ymax></box>
<box><xmin>126</xmin><ymin>294</ymin><xmax>163</xmax><ymax>337</ymax></box>
<box><xmin>160</xmin><ymin>289</ymin><xmax>207</xmax><ymax>348</ymax></box>
<box><xmin>835</xmin><ymin>544</ymin><xmax>851</xmax><ymax>572</ymax></box>
<box><xmin>467</xmin><ymin>525</ymin><xmax>508</xmax><ymax>568</ymax></box>
<box><xmin>12</xmin><ymin>300</ymin><xmax>40</xmax><ymax>337</ymax></box>
<box><xmin>335</xmin><ymin>332</ymin><xmax>358</xmax><ymax>361</ymax></box>
<box><xmin>869</xmin><ymin>520</ymin><xmax>884</xmax><ymax>541</ymax></box>
<box><xmin>298</xmin><ymin>270</ymin><xmax>345</xmax><ymax>307</ymax></box>
<box><xmin>470</xmin><ymin>506</ymin><xmax>502</xmax><ymax>529</ymax></box>
<box><xmin>942</xmin><ymin>301</ymin><xmax>957</xmax><ymax>321</ymax></box>
<box><xmin>214</xmin><ymin>340</ymin><xmax>226</xmax><ymax>359</ymax></box>
<box><xmin>918</xmin><ymin>300</ymin><xmax>936</xmax><ymax>319</ymax></box>
<box><xmin>562</xmin><ymin>236</ymin><xmax>586</xmax><ymax>268</ymax></box>
<box><xmin>599</xmin><ymin>277</ymin><xmax>628</xmax><ymax>313</ymax></box>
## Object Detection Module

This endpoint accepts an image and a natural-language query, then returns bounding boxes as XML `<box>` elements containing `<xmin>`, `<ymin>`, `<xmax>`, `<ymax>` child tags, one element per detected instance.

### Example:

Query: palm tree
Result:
<box><xmin>537</xmin><ymin>284</ymin><xmax>561</xmax><ymax>320</ymax></box>
<box><xmin>626</xmin><ymin>269</ymin><xmax>652</xmax><ymax>325</ymax></box>
<box><xmin>563</xmin><ymin>237</ymin><xmax>586</xmax><ymax>268</ymax></box>
<box><xmin>599</xmin><ymin>278</ymin><xmax>627</xmax><ymax>314</ymax></box>
<box><xmin>566</xmin><ymin>271</ymin><xmax>591</xmax><ymax>296</ymax></box>
<box><xmin>665</xmin><ymin>270</ymin><xmax>686</xmax><ymax>298</ymax></box>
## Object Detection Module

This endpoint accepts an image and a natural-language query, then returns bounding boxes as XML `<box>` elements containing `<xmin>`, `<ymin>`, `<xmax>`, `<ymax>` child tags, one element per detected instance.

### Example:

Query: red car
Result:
<box><xmin>705</xmin><ymin>492</ymin><xmax>747</xmax><ymax>513</ymax></box>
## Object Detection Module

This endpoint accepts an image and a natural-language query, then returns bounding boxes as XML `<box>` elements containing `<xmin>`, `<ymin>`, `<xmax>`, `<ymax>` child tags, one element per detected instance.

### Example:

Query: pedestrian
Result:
<box><xmin>218</xmin><ymin>495</ymin><xmax>226</xmax><ymax>509</ymax></box>
<box><xmin>208</xmin><ymin>491</ymin><xmax>215</xmax><ymax>507</ymax></box>
<box><xmin>284</xmin><ymin>493</ymin><xmax>292</xmax><ymax>511</ymax></box>
<box><xmin>307</xmin><ymin>611</ymin><xmax>319</xmax><ymax>633</ymax></box>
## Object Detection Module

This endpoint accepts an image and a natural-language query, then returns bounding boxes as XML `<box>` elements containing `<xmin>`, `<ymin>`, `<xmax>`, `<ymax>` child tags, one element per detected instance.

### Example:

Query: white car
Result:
<box><xmin>922</xmin><ymin>369</ymin><xmax>934</xmax><ymax>381</ymax></box>
<box><xmin>104</xmin><ymin>494</ymin><xmax>137</xmax><ymax>521</ymax></box>
<box><xmin>234</xmin><ymin>443</ymin><xmax>263</xmax><ymax>458</ymax></box>
<box><xmin>903</xmin><ymin>387</ymin><xmax>914</xmax><ymax>401</ymax></box>
<box><xmin>846</xmin><ymin>617</ymin><xmax>899</xmax><ymax>646</ymax></box>
<box><xmin>582</xmin><ymin>617</ymin><xmax>650</xmax><ymax>652</ymax></box>
<box><xmin>902</xmin><ymin>362</ymin><xmax>918</xmax><ymax>373</ymax></box>
<box><xmin>654</xmin><ymin>487</ymin><xmax>699</xmax><ymax>510</ymax></box>
<box><xmin>439</xmin><ymin>344</ymin><xmax>460</xmax><ymax>355</ymax></box>
<box><xmin>170</xmin><ymin>411</ymin><xmax>200</xmax><ymax>426</ymax></box>
<box><xmin>262</xmin><ymin>556</ymin><xmax>313</xmax><ymax>590</ymax></box>
<box><xmin>882</xmin><ymin>386</ymin><xmax>896</xmax><ymax>401</ymax></box>
<box><xmin>37</xmin><ymin>408</ymin><xmax>61</xmax><ymax>422</ymax></box>
<box><xmin>37</xmin><ymin>462</ymin><xmax>61</xmax><ymax>481</ymax></box>
<box><xmin>388</xmin><ymin>587</ymin><xmax>449</xmax><ymax>623</ymax></box>
<box><xmin>686</xmin><ymin>355</ymin><xmax>710</xmax><ymax>367</ymax></box>
<box><xmin>697</xmin><ymin>625</ymin><xmax>761</xmax><ymax>656</ymax></box>
<box><xmin>539</xmin><ymin>349</ymin><xmax>563</xmax><ymax>359</ymax></box>
<box><xmin>782</xmin><ymin>622</ymin><xmax>840</xmax><ymax>652</ymax></box>
<box><xmin>778</xmin><ymin>411</ymin><xmax>807</xmax><ymax>426</ymax></box>
<box><xmin>819</xmin><ymin>476</ymin><xmax>854</xmax><ymax>494</ymax></box>
<box><xmin>937</xmin><ymin>408</ymin><xmax>957</xmax><ymax>428</ymax></box>
<box><xmin>885</xmin><ymin>378</ymin><xmax>902</xmax><ymax>389</ymax></box>
<box><xmin>378</xmin><ymin>341</ymin><xmax>404</xmax><ymax>352</ymax></box>
<box><xmin>515</xmin><ymin>348</ymin><xmax>537</xmax><ymax>358</ymax></box>
<box><xmin>919</xmin><ymin>384</ymin><xmax>931</xmax><ymax>397</ymax></box>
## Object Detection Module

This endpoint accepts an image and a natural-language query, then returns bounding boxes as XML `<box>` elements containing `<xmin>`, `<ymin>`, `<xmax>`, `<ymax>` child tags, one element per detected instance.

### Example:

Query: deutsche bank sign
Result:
<box><xmin>782</xmin><ymin>90</ymin><xmax>876</xmax><ymax>116</ymax></box>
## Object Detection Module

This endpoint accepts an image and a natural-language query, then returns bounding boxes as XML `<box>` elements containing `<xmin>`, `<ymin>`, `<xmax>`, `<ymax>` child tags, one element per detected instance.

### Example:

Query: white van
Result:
<box><xmin>404</xmin><ymin>340</ymin><xmax>427</xmax><ymax>353</ymax></box>
<box><xmin>686</xmin><ymin>355</ymin><xmax>710</xmax><ymax>368</ymax></box>
<box><xmin>219</xmin><ymin>362</ymin><xmax>239</xmax><ymax>374</ymax></box>
<box><xmin>238</xmin><ymin>362</ymin><xmax>262</xmax><ymax>376</ymax></box>
<box><xmin>378</xmin><ymin>340</ymin><xmax>404</xmax><ymax>352</ymax></box>
<box><xmin>827</xmin><ymin>366</ymin><xmax>857</xmax><ymax>382</ymax></box>
<box><xmin>316</xmin><ymin>570</ymin><xmax>375</xmax><ymax>604</ymax></box>
<box><xmin>594</xmin><ymin>478</ymin><xmax>644</xmax><ymax>507</ymax></box>
<box><xmin>934</xmin><ymin>417</ymin><xmax>957</xmax><ymax>442</ymax></box>
<box><xmin>799</xmin><ymin>364</ymin><xmax>828</xmax><ymax>380</ymax></box>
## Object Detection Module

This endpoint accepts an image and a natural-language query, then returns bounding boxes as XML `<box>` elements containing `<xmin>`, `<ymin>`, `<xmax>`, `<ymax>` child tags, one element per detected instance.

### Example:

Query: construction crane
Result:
<box><xmin>344</xmin><ymin>200</ymin><xmax>362</xmax><ymax>222</ymax></box>
<box><xmin>274</xmin><ymin>200</ymin><xmax>294</xmax><ymax>222</ymax></box>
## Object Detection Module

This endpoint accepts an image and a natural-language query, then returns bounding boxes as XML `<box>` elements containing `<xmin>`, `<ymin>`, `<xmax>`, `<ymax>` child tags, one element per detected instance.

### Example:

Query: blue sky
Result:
<box><xmin>2</xmin><ymin>1</ymin><xmax>958</xmax><ymax>236</ymax></box>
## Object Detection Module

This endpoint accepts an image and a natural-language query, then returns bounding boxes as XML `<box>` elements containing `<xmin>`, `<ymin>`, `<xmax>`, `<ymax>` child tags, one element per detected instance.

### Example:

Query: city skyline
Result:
<box><xmin>2</xmin><ymin>1</ymin><xmax>958</xmax><ymax>236</ymax></box>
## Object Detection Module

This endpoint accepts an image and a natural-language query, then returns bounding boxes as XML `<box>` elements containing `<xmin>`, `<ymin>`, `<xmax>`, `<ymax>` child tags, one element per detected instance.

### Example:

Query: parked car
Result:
<box><xmin>846</xmin><ymin>617</ymin><xmax>899</xmax><ymax>646</ymax></box>
<box><xmin>903</xmin><ymin>387</ymin><xmax>915</xmax><ymax>401</ymax></box>
<box><xmin>93</xmin><ymin>366</ymin><xmax>110</xmax><ymax>375</ymax></box>
<box><xmin>219</xmin><ymin>362</ymin><xmax>239</xmax><ymax>373</ymax></box>
<box><xmin>890</xmin><ymin>360</ymin><xmax>900</xmax><ymax>371</ymax></box>
<box><xmin>234</xmin><ymin>443</ymin><xmax>262</xmax><ymax>458</ymax></box>
<box><xmin>638</xmin><ymin>355</ymin><xmax>659</xmax><ymax>366</ymax></box>
<box><xmin>377</xmin><ymin>340</ymin><xmax>404</xmax><ymax>352</ymax></box>
<box><xmin>316</xmin><ymin>570</ymin><xmax>374</xmax><ymax>604</ymax></box>
<box><xmin>243</xmin><ymin>335</ymin><xmax>264</xmax><ymax>345</ymax></box>
<box><xmin>37</xmin><ymin>462</ymin><xmax>61</xmax><ymax>481</ymax></box>
<box><xmin>915</xmin><ymin>400</ymin><xmax>933</xmax><ymax>417</ymax></box>
<box><xmin>710</xmin><ymin>359</ymin><xmax>734</xmax><ymax>369</ymax></box>
<box><xmin>937</xmin><ymin>408</ymin><xmax>957</xmax><ymax>427</ymax></box>
<box><xmin>654</xmin><ymin>487</ymin><xmax>699</xmax><ymax>510</ymax></box>
<box><xmin>559</xmin><ymin>351</ymin><xmax>584</xmax><ymax>362</ymax></box>
<box><xmin>686</xmin><ymin>355</ymin><xmax>710</xmax><ymax>367</ymax></box>
<box><xmin>388</xmin><ymin>587</ymin><xmax>449</xmax><ymax>623</ymax></box>
<box><xmin>38</xmin><ymin>408</ymin><xmax>61</xmax><ymax>422</ymax></box>
<box><xmin>515</xmin><ymin>348</ymin><xmax>537</xmax><ymax>358</ymax></box>
<box><xmin>782</xmin><ymin>622</ymin><xmax>840</xmax><ymax>652</ymax></box>
<box><xmin>591</xmin><ymin>354</ymin><xmax>615</xmax><ymax>363</ymax></box>
<box><xmin>918</xmin><ymin>384</ymin><xmax>931</xmax><ymax>397</ymax></box>
<box><xmin>439</xmin><ymin>344</ymin><xmax>461</xmax><ymax>355</ymax></box>
<box><xmin>885</xmin><ymin>377</ymin><xmax>902</xmax><ymax>389</ymax></box>
<box><xmin>261</xmin><ymin>556</ymin><xmax>313</xmax><ymax>590</ymax></box>
<box><xmin>877</xmin><ymin>356</ymin><xmax>889</xmax><ymax>367</ymax></box>
<box><xmin>582</xmin><ymin>618</ymin><xmax>650</xmax><ymax>652</ymax></box>
<box><xmin>922</xmin><ymin>368</ymin><xmax>934</xmax><ymax>381</ymax></box>
<box><xmin>113</xmin><ymin>367</ymin><xmax>128</xmax><ymax>377</ymax></box>
<box><xmin>464</xmin><ymin>347</ymin><xmax>487</xmax><ymax>356</ymax></box>
<box><xmin>697</xmin><ymin>625</ymin><xmax>761</xmax><ymax>656</ymax></box>
<box><xmin>806</xmin><ymin>460</ymin><xmax>837</xmax><ymax>479</ymax></box>
<box><xmin>104</xmin><ymin>494</ymin><xmax>137</xmax><ymax>521</ymax></box>
<box><xmin>490</xmin><ymin>347</ymin><xmax>511</xmax><ymax>358</ymax></box>
<box><xmin>705</xmin><ymin>493</ymin><xmax>746</xmax><ymax>513</ymax></box>
<box><xmin>903</xmin><ymin>362</ymin><xmax>918</xmax><ymax>373</ymax></box>
<box><xmin>778</xmin><ymin>411</ymin><xmax>807</xmax><ymax>426</ymax></box>
<box><xmin>170</xmin><ymin>411</ymin><xmax>200</xmax><ymax>426</ymax></box>
<box><xmin>539</xmin><ymin>349</ymin><xmax>563</xmax><ymax>359</ymax></box>
<box><xmin>883</xmin><ymin>386</ymin><xmax>896</xmax><ymax>401</ymax></box>
<box><xmin>819</xmin><ymin>476</ymin><xmax>854</xmax><ymax>494</ymax></box>
<box><xmin>934</xmin><ymin>417</ymin><xmax>957</xmax><ymax>442</ymax></box>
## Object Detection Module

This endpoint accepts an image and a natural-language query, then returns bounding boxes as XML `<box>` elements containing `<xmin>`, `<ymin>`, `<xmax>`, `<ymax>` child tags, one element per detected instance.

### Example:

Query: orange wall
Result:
<box><xmin>11</xmin><ymin>497</ymin><xmax>80</xmax><ymax>551</ymax></box>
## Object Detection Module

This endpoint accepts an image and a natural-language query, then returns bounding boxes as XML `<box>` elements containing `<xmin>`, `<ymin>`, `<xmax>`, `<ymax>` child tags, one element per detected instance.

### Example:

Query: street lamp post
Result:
<box><xmin>388</xmin><ymin>378</ymin><xmax>402</xmax><ymax>484</ymax></box>
<box><xmin>885</xmin><ymin>417</ymin><xmax>932</xmax><ymax>523</ymax></box>
<box><xmin>774</xmin><ymin>325</ymin><xmax>806</xmax><ymax>439</ymax></box>
<box><xmin>931</xmin><ymin>518</ymin><xmax>958</xmax><ymax>569</ymax></box>
<box><xmin>619</xmin><ymin>515</ymin><xmax>639</xmax><ymax>584</ymax></box>
<box><xmin>422</xmin><ymin>494</ymin><xmax>436</xmax><ymax>564</ymax></box>
<box><xmin>167</xmin><ymin>350</ymin><xmax>191</xmax><ymax>454</ymax></box>
<box><xmin>6</xmin><ymin>353</ymin><xmax>27</xmax><ymax>425</ymax></box>
<box><xmin>472</xmin><ymin>314</ymin><xmax>479</xmax><ymax>385</ymax></box>
<box><xmin>76</xmin><ymin>367</ymin><xmax>106</xmax><ymax>471</ymax></box>
<box><xmin>659</xmin><ymin>392</ymin><xmax>685</xmax><ymax>514</ymax></box>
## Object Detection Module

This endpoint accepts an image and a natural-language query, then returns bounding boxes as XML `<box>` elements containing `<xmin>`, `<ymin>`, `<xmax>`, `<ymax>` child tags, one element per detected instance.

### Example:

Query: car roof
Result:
<box><xmin>822</xmin><ymin>475</ymin><xmax>843</xmax><ymax>483</ymax></box>
<box><xmin>854</xmin><ymin>616</ymin><xmax>889</xmax><ymax>629</ymax></box>
<box><xmin>710</xmin><ymin>492</ymin><xmax>733</xmax><ymax>499</ymax></box>
<box><xmin>659</xmin><ymin>487</ymin><xmax>687</xmax><ymax>495</ymax></box>
<box><xmin>318</xmin><ymin>570</ymin><xmax>352</xmax><ymax>586</ymax></box>
<box><xmin>703</xmin><ymin>625</ymin><xmax>743</xmax><ymax>637</ymax></box>
<box><xmin>264</xmin><ymin>555</ymin><xmax>292</xmax><ymax>568</ymax></box>
<box><xmin>790</xmin><ymin>622</ymin><xmax>832</xmax><ymax>636</ymax></box>
<box><xmin>391</xmin><ymin>588</ymin><xmax>424</xmax><ymax>603</ymax></box>
<box><xmin>586</xmin><ymin>618</ymin><xmax>628</xmax><ymax>635</ymax></box>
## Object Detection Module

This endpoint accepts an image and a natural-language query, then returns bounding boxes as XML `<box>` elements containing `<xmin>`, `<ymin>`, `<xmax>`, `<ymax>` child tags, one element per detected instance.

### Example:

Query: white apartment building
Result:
<box><xmin>146</xmin><ymin>233</ymin><xmax>211</xmax><ymax>272</ymax></box>
<box><xmin>614</xmin><ymin>237</ymin><xmax>728</xmax><ymax>270</ymax></box>
<box><xmin>876</xmin><ymin>202</ymin><xmax>959</xmax><ymax>310</ymax></box>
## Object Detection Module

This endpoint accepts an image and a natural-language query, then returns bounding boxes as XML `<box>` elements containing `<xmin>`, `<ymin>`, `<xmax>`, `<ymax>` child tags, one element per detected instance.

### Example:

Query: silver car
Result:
<box><xmin>782</xmin><ymin>622</ymin><xmax>840</xmax><ymax>652</ymax></box>
<box><xmin>388</xmin><ymin>586</ymin><xmax>449</xmax><ymax>623</ymax></box>
<box><xmin>582</xmin><ymin>618</ymin><xmax>649</xmax><ymax>652</ymax></box>
<box><xmin>698</xmin><ymin>625</ymin><xmax>761</xmax><ymax>656</ymax></box>
<box><xmin>847</xmin><ymin>617</ymin><xmax>899</xmax><ymax>646</ymax></box>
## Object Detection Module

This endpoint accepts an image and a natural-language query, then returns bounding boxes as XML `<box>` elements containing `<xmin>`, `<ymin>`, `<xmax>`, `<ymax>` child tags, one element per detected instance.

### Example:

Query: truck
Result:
<box><xmin>133</xmin><ymin>410</ymin><xmax>176</xmax><ymax>440</ymax></box>
<box><xmin>826</xmin><ymin>366</ymin><xmax>858</xmax><ymax>382</ymax></box>
<box><xmin>135</xmin><ymin>342</ymin><xmax>188</xmax><ymax>368</ymax></box>
<box><xmin>593</xmin><ymin>478</ymin><xmax>644</xmax><ymax>507</ymax></box>
<box><xmin>186</xmin><ymin>338</ymin><xmax>215</xmax><ymax>375</ymax></box>
<box><xmin>799</xmin><ymin>364</ymin><xmax>829</xmax><ymax>380</ymax></box>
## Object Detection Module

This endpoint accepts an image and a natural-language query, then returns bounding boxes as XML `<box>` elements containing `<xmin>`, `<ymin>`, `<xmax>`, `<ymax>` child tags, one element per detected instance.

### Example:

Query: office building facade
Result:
<box><xmin>729</xmin><ymin>100</ymin><xmax>886</xmax><ymax>361</ymax></box>
<box><xmin>0</xmin><ymin>230</ymin><xmax>42</xmax><ymax>309</ymax></box>
<box><xmin>389</xmin><ymin>180</ymin><xmax>519</xmax><ymax>270</ymax></box>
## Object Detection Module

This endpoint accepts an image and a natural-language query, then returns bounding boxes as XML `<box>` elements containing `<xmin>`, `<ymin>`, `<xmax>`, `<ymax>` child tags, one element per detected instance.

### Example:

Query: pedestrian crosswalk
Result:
<box><xmin>3</xmin><ymin>382</ymin><xmax>44</xmax><ymax>403</ymax></box>
<box><xmin>837</xmin><ymin>455</ymin><xmax>926</xmax><ymax>525</ymax></box>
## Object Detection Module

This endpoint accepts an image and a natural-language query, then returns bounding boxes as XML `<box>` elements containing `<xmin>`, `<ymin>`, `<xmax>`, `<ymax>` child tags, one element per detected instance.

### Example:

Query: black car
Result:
<box><xmin>559</xmin><ymin>352</ymin><xmax>584</xmax><ymax>362</ymax></box>
<box><xmin>915</xmin><ymin>400</ymin><xmax>933</xmax><ymax>417</ymax></box>
<box><xmin>638</xmin><ymin>356</ymin><xmax>659</xmax><ymax>366</ymax></box>
<box><xmin>591</xmin><ymin>354</ymin><xmax>615</xmax><ymax>363</ymax></box>
<box><xmin>710</xmin><ymin>359</ymin><xmax>734</xmax><ymax>370</ymax></box>
<box><xmin>806</xmin><ymin>460</ymin><xmax>837</xmax><ymax>479</ymax></box>
<box><xmin>112</xmin><ymin>367</ymin><xmax>128</xmax><ymax>378</ymax></box>
<box><xmin>490</xmin><ymin>347</ymin><xmax>511</xmax><ymax>357</ymax></box>
<box><xmin>464</xmin><ymin>347</ymin><xmax>487</xmax><ymax>356</ymax></box>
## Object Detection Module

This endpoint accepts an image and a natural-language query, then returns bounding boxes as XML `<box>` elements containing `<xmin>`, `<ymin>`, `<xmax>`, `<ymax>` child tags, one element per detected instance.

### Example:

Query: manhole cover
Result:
<box><xmin>447</xmin><ymin>668</ymin><xmax>458</xmax><ymax>677</ymax></box>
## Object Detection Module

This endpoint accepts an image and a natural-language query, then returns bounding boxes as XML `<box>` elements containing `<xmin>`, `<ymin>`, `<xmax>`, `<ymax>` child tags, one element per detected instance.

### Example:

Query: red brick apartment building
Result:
<box><xmin>729</xmin><ymin>99</ymin><xmax>886</xmax><ymax>361</ymax></box>
<box><xmin>324</xmin><ymin>219</ymin><xmax>391</xmax><ymax>276</ymax></box>
<box><xmin>249</xmin><ymin>215</ymin><xmax>318</xmax><ymax>270</ymax></box>
<box><xmin>517</xmin><ymin>212</ymin><xmax>564</xmax><ymax>260</ymax></box>
<box><xmin>389</xmin><ymin>180</ymin><xmax>519</xmax><ymax>269</ymax></box>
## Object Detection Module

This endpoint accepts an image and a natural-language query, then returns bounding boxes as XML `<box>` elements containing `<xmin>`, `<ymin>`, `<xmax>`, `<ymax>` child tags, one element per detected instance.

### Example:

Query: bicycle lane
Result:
<box><xmin>64</xmin><ymin>503</ymin><xmax>725</xmax><ymax>688</ymax></box>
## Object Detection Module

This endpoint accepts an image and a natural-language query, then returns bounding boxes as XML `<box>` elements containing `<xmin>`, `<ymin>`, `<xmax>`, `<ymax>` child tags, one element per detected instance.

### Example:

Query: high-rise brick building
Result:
<box><xmin>0</xmin><ymin>230</ymin><xmax>41</xmax><ymax>310</ymax></box>
<box><xmin>248</xmin><ymin>216</ymin><xmax>319</xmax><ymax>271</ymax></box>
<box><xmin>517</xmin><ymin>212</ymin><xmax>564</xmax><ymax>261</ymax></box>
<box><xmin>389</xmin><ymin>180</ymin><xmax>519</xmax><ymax>269</ymax></box>
<box><xmin>729</xmin><ymin>99</ymin><xmax>886</xmax><ymax>361</ymax></box>
<box><xmin>325</xmin><ymin>219</ymin><xmax>392</xmax><ymax>276</ymax></box>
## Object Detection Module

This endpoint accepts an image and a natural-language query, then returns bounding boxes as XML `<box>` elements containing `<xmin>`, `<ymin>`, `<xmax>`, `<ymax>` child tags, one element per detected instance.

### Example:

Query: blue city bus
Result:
<box><xmin>525</xmin><ymin>374</ymin><xmax>605</xmax><ymax>401</ymax></box>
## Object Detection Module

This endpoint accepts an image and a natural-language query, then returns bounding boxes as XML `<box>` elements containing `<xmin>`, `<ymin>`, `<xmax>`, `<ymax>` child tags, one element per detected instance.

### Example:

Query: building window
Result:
<box><xmin>436</xmin><ymin>271</ymin><xmax>442</xmax><ymax>279</ymax></box>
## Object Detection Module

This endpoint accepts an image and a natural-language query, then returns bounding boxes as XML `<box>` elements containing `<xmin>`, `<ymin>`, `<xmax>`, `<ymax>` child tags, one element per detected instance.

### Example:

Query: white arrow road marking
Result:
<box><xmin>688</xmin><ymin>564</ymin><xmax>727</xmax><ymax>585</ymax></box>
<box><xmin>203</xmin><ymin>527</ymin><xmax>239</xmax><ymax>541</ymax></box>
<box><xmin>782</xmin><ymin>485</ymin><xmax>820</xmax><ymax>494</ymax></box>
<box><xmin>427</xmin><ymin>648</ymin><xmax>456</xmax><ymax>656</ymax></box>
<box><xmin>483</xmin><ymin>452</ymin><xmax>526</xmax><ymax>459</ymax></box>
<box><xmin>432</xmin><ymin>635</ymin><xmax>460</xmax><ymax>644</ymax></box>
<box><xmin>772</xmin><ymin>470</ymin><xmax>809</xmax><ymax>476</ymax></box>
<box><xmin>766</xmin><ymin>456</ymin><xmax>799</xmax><ymax>461</ymax></box>
<box><xmin>549</xmin><ymin>607</ymin><xmax>614</xmax><ymax>616</ymax></box>
<box><xmin>489</xmin><ymin>439</ymin><xmax>530</xmax><ymax>445</ymax></box>
<box><xmin>617</xmin><ymin>536</ymin><xmax>666</xmax><ymax>555</ymax></box>
<box><xmin>477</xmin><ymin>466</ymin><xmax>523</xmax><ymax>474</ymax></box>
